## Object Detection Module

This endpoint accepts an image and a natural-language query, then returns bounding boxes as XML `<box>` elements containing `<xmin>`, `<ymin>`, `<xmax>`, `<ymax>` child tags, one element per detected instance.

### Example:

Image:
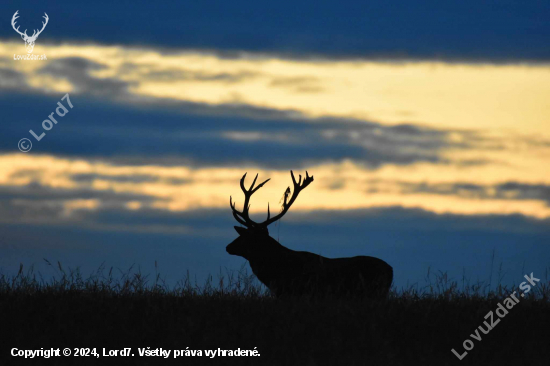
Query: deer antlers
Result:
<box><xmin>230</xmin><ymin>173</ymin><xmax>271</xmax><ymax>228</ymax></box>
<box><xmin>230</xmin><ymin>170</ymin><xmax>314</xmax><ymax>229</ymax></box>
<box><xmin>12</xmin><ymin>11</ymin><xmax>49</xmax><ymax>41</ymax></box>
<box><xmin>11</xmin><ymin>11</ymin><xmax>25</xmax><ymax>38</ymax></box>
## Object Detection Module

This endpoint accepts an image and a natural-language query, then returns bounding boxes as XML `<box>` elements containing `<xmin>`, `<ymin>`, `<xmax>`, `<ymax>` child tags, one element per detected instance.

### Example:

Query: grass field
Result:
<box><xmin>1</xmin><ymin>262</ymin><xmax>549</xmax><ymax>365</ymax></box>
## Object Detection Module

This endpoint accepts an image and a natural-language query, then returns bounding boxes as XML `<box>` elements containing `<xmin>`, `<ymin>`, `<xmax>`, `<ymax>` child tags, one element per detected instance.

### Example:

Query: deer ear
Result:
<box><xmin>234</xmin><ymin>226</ymin><xmax>247</xmax><ymax>236</ymax></box>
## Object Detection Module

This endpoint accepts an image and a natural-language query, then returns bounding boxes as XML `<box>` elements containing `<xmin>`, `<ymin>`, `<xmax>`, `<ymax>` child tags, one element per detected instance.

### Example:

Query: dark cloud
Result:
<box><xmin>147</xmin><ymin>69</ymin><xmax>258</xmax><ymax>83</ymax></box>
<box><xmin>2</xmin><ymin>186</ymin><xmax>550</xmax><ymax>236</ymax></box>
<box><xmin>0</xmin><ymin>182</ymin><xmax>160</xmax><ymax>204</ymax></box>
<box><xmin>0</xmin><ymin>180</ymin><xmax>165</xmax><ymax>225</ymax></box>
<box><xmin>0</xmin><ymin>55</ymin><xmax>541</xmax><ymax>172</ymax></box>
<box><xmin>116</xmin><ymin>61</ymin><xmax>260</xmax><ymax>84</ymax></box>
<box><xmin>400</xmin><ymin>181</ymin><xmax>550</xmax><ymax>206</ymax></box>
<box><xmin>0</xmin><ymin>93</ymin><xmax>493</xmax><ymax>169</ymax></box>
<box><xmin>118</xmin><ymin>93</ymin><xmax>300</xmax><ymax>122</ymax></box>
<box><xmin>71</xmin><ymin>173</ymin><xmax>161</xmax><ymax>184</ymax></box>
<box><xmin>269</xmin><ymin>76</ymin><xmax>323</xmax><ymax>93</ymax></box>
<box><xmin>0</xmin><ymin>68</ymin><xmax>29</xmax><ymax>91</ymax></box>
<box><xmin>38</xmin><ymin>57</ymin><xmax>132</xmax><ymax>97</ymax></box>
<box><xmin>0</xmin><ymin>55</ymin><xmax>539</xmax><ymax>172</ymax></box>
<box><xmin>70</xmin><ymin>173</ymin><xmax>192</xmax><ymax>186</ymax></box>
<box><xmin>285</xmin><ymin>206</ymin><xmax>550</xmax><ymax>234</ymax></box>
<box><xmin>496</xmin><ymin>182</ymin><xmax>550</xmax><ymax>204</ymax></box>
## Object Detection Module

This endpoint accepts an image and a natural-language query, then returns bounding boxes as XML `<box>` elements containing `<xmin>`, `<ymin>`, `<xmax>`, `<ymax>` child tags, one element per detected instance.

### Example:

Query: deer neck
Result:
<box><xmin>248</xmin><ymin>236</ymin><xmax>291</xmax><ymax>279</ymax></box>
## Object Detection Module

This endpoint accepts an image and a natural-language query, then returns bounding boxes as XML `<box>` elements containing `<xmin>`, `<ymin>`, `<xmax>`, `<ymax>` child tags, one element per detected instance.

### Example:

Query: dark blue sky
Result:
<box><xmin>1</xmin><ymin>0</ymin><xmax>549</xmax><ymax>61</ymax></box>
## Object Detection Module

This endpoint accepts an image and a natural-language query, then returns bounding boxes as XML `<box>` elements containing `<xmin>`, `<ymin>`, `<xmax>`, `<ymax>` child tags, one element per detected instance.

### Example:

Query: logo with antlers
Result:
<box><xmin>11</xmin><ymin>11</ymin><xmax>49</xmax><ymax>54</ymax></box>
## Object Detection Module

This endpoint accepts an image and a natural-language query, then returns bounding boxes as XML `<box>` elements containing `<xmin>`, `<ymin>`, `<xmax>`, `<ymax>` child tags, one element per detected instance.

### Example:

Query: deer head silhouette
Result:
<box><xmin>12</xmin><ymin>11</ymin><xmax>49</xmax><ymax>54</ymax></box>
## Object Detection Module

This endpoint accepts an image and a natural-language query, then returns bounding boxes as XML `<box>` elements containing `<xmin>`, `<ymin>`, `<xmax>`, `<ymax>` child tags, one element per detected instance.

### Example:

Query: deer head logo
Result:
<box><xmin>11</xmin><ymin>11</ymin><xmax>49</xmax><ymax>54</ymax></box>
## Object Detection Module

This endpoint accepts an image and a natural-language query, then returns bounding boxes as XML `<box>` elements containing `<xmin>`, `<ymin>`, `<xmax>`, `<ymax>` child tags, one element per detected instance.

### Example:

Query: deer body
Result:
<box><xmin>227</xmin><ymin>171</ymin><xmax>393</xmax><ymax>299</ymax></box>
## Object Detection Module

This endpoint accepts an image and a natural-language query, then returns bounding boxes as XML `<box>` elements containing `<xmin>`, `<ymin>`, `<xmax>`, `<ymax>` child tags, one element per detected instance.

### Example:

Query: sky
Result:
<box><xmin>0</xmin><ymin>1</ymin><xmax>549</xmax><ymax>290</ymax></box>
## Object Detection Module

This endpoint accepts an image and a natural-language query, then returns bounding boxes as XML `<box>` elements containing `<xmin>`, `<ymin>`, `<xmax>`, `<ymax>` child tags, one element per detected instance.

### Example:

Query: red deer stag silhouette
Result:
<box><xmin>227</xmin><ymin>170</ymin><xmax>393</xmax><ymax>299</ymax></box>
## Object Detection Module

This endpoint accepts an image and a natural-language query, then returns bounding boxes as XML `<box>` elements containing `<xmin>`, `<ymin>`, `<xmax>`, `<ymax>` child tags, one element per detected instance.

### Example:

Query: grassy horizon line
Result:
<box><xmin>2</xmin><ymin>260</ymin><xmax>549</xmax><ymax>301</ymax></box>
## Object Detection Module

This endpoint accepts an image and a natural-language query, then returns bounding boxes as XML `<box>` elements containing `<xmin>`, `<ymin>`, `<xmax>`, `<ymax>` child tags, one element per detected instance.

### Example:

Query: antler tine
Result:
<box><xmin>231</xmin><ymin>172</ymin><xmax>271</xmax><ymax>228</ymax></box>
<box><xmin>260</xmin><ymin>170</ymin><xmax>314</xmax><ymax>228</ymax></box>
<box><xmin>43</xmin><ymin>13</ymin><xmax>49</xmax><ymax>25</ymax></box>
<box><xmin>239</xmin><ymin>172</ymin><xmax>251</xmax><ymax>194</ymax></box>
<box><xmin>249</xmin><ymin>173</ymin><xmax>258</xmax><ymax>191</ymax></box>
<box><xmin>239</xmin><ymin>173</ymin><xmax>254</xmax><ymax>214</ymax></box>
<box><xmin>303</xmin><ymin>171</ymin><xmax>313</xmax><ymax>188</ymax></box>
<box><xmin>241</xmin><ymin>173</ymin><xmax>253</xmax><ymax>216</ymax></box>
<box><xmin>229</xmin><ymin>196</ymin><xmax>248</xmax><ymax>227</ymax></box>
<box><xmin>252</xmin><ymin>178</ymin><xmax>270</xmax><ymax>193</ymax></box>
<box><xmin>34</xmin><ymin>13</ymin><xmax>49</xmax><ymax>38</ymax></box>
<box><xmin>11</xmin><ymin>11</ymin><xmax>27</xmax><ymax>37</ymax></box>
